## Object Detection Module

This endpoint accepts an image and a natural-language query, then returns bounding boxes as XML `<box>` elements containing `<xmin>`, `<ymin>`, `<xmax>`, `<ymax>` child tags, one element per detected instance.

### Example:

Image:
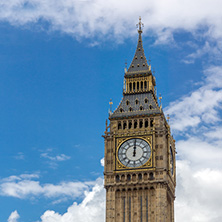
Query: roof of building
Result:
<box><xmin>126</xmin><ymin>19</ymin><xmax>150</xmax><ymax>74</ymax></box>
<box><xmin>110</xmin><ymin>92</ymin><xmax>161</xmax><ymax>119</ymax></box>
<box><xmin>110</xmin><ymin>18</ymin><xmax>161</xmax><ymax>119</ymax></box>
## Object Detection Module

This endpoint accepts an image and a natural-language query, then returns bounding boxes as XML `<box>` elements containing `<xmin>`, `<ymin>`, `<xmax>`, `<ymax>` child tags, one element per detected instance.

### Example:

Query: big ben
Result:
<box><xmin>103</xmin><ymin>17</ymin><xmax>176</xmax><ymax>222</ymax></box>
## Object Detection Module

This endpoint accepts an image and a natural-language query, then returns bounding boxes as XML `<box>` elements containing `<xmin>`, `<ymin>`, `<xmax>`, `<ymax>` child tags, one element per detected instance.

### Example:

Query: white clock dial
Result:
<box><xmin>118</xmin><ymin>138</ymin><xmax>151</xmax><ymax>168</ymax></box>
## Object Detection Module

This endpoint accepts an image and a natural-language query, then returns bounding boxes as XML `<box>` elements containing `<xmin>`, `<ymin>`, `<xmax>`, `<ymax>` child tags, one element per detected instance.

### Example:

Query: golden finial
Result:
<box><xmin>159</xmin><ymin>93</ymin><xmax>162</xmax><ymax>110</ymax></box>
<box><xmin>167</xmin><ymin>114</ymin><xmax>170</xmax><ymax>122</ymax></box>
<box><xmin>136</xmin><ymin>16</ymin><xmax>144</xmax><ymax>33</ymax></box>
<box><xmin>109</xmin><ymin>99</ymin><xmax>113</xmax><ymax>115</ymax></box>
<box><xmin>124</xmin><ymin>59</ymin><xmax>127</xmax><ymax>73</ymax></box>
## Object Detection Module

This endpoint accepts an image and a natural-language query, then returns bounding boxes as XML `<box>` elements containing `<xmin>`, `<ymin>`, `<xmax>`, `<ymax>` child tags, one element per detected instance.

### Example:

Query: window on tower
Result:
<box><xmin>139</xmin><ymin>120</ymin><xmax>143</xmax><ymax>128</ymax></box>
<box><xmin>134</xmin><ymin>120</ymin><xmax>138</xmax><ymax>128</ymax></box>
<box><xmin>145</xmin><ymin>119</ymin><xmax>148</xmax><ymax>128</ymax></box>
<box><xmin>129</xmin><ymin>121</ymin><xmax>132</xmax><ymax>129</ymax></box>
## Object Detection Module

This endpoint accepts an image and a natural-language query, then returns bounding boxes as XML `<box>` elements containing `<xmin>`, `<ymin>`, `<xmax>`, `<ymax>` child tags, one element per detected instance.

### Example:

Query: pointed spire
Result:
<box><xmin>126</xmin><ymin>17</ymin><xmax>150</xmax><ymax>74</ymax></box>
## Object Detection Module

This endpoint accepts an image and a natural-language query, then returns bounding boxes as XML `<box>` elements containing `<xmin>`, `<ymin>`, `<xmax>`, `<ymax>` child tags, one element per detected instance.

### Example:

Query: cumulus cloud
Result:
<box><xmin>40</xmin><ymin>178</ymin><xmax>105</xmax><ymax>222</ymax></box>
<box><xmin>0</xmin><ymin>174</ymin><xmax>96</xmax><ymax>200</ymax></box>
<box><xmin>165</xmin><ymin>65</ymin><xmax>222</xmax><ymax>132</ymax></box>
<box><xmin>0</xmin><ymin>0</ymin><xmax>222</xmax><ymax>45</ymax></box>
<box><xmin>8</xmin><ymin>210</ymin><xmax>20</xmax><ymax>222</ymax></box>
<box><xmin>175</xmin><ymin>161</ymin><xmax>222</xmax><ymax>222</ymax></box>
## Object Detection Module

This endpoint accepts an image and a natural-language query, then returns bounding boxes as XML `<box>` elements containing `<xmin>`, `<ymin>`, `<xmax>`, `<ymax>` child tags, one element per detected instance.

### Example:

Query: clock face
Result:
<box><xmin>118</xmin><ymin>138</ymin><xmax>151</xmax><ymax>168</ymax></box>
<box><xmin>170</xmin><ymin>146</ymin><xmax>174</xmax><ymax>175</ymax></box>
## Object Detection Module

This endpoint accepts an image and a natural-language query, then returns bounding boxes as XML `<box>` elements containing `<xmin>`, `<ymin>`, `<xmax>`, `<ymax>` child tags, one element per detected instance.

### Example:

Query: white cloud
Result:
<box><xmin>41</xmin><ymin>153</ymin><xmax>71</xmax><ymax>162</ymax></box>
<box><xmin>8</xmin><ymin>210</ymin><xmax>20</xmax><ymax>222</ymax></box>
<box><xmin>40</xmin><ymin>178</ymin><xmax>105</xmax><ymax>222</ymax></box>
<box><xmin>1</xmin><ymin>0</ymin><xmax>222</xmax><ymax>45</ymax></box>
<box><xmin>165</xmin><ymin>65</ymin><xmax>222</xmax><ymax>132</ymax></box>
<box><xmin>0</xmin><ymin>174</ymin><xmax>96</xmax><ymax>200</ymax></box>
<box><xmin>175</xmin><ymin>161</ymin><xmax>222</xmax><ymax>222</ymax></box>
<box><xmin>100</xmin><ymin>158</ymin><xmax>104</xmax><ymax>167</ymax></box>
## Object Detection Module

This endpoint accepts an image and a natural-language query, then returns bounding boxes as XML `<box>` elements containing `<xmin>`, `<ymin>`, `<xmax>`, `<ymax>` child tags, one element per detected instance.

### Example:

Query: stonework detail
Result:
<box><xmin>103</xmin><ymin>19</ymin><xmax>176</xmax><ymax>222</ymax></box>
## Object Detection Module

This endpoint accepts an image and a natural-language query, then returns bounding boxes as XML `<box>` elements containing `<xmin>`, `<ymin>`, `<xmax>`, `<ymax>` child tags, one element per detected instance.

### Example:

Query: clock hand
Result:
<box><xmin>133</xmin><ymin>139</ymin><xmax>136</xmax><ymax>157</ymax></box>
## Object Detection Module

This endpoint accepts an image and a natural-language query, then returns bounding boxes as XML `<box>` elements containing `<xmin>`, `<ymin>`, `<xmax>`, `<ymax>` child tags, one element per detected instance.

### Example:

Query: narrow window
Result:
<box><xmin>129</xmin><ymin>107</ymin><xmax>133</xmax><ymax>112</ymax></box>
<box><xmin>150</xmin><ymin>119</ymin><xmax>154</xmax><ymax>127</ymax></box>
<box><xmin>129</xmin><ymin>121</ymin><xmax>132</xmax><ymax>129</ymax></box>
<box><xmin>144</xmin><ymin>81</ymin><xmax>147</xmax><ymax>89</ymax></box>
<box><xmin>138</xmin><ymin>173</ymin><xmax>142</xmax><ymax>180</ymax></box>
<box><xmin>149</xmin><ymin>105</ymin><xmax>152</xmax><ymax>110</ymax></box>
<box><xmin>137</xmin><ymin>82</ymin><xmax>139</xmax><ymax>91</ymax></box>
<box><xmin>141</xmin><ymin>82</ymin><xmax>143</xmax><ymax>90</ymax></box>
<box><xmin>118</xmin><ymin>122</ymin><xmax>122</xmax><ymax>130</ymax></box>
<box><xmin>140</xmin><ymin>106</ymin><xmax>143</xmax><ymax>111</ymax></box>
<box><xmin>127</xmin><ymin>174</ymin><xmax>131</xmax><ymax>181</ymax></box>
<box><xmin>139</xmin><ymin>120</ymin><xmax>143</xmax><ymax>128</ymax></box>
<box><xmin>134</xmin><ymin>121</ymin><xmax>138</xmax><ymax>129</ymax></box>
<box><xmin>133</xmin><ymin>82</ymin><xmax>135</xmax><ymax>92</ymax></box>
<box><xmin>126</xmin><ymin>100</ymin><xmax>130</xmax><ymax>105</ymax></box>
<box><xmin>123</xmin><ymin>122</ymin><xmax>127</xmax><ymax>129</ymax></box>
<box><xmin>145</xmin><ymin>119</ymin><xmax>148</xmax><ymax>128</ymax></box>
<box><xmin>135</xmin><ymin>99</ymin><xmax>139</xmax><ymax>105</ymax></box>
<box><xmin>116</xmin><ymin>175</ymin><xmax>120</xmax><ymax>182</ymax></box>
<box><xmin>129</xmin><ymin>83</ymin><xmax>132</xmax><ymax>92</ymax></box>
<box><xmin>120</xmin><ymin>108</ymin><xmax>124</xmax><ymax>113</ymax></box>
<box><xmin>144</xmin><ymin>98</ymin><xmax>148</xmax><ymax>104</ymax></box>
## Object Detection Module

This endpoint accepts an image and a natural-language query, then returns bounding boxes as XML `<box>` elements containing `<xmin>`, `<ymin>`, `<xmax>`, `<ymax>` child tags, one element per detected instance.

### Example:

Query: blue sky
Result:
<box><xmin>0</xmin><ymin>1</ymin><xmax>222</xmax><ymax>222</ymax></box>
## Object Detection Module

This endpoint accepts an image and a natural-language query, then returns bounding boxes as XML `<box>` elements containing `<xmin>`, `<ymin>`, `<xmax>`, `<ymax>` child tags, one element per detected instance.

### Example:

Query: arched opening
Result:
<box><xmin>144</xmin><ymin>173</ymin><xmax>148</xmax><ymax>180</ymax></box>
<box><xmin>145</xmin><ymin>119</ymin><xmax>148</xmax><ymax>128</ymax></box>
<box><xmin>141</xmin><ymin>81</ymin><xmax>143</xmax><ymax>90</ymax></box>
<box><xmin>129</xmin><ymin>107</ymin><xmax>133</xmax><ymax>112</ymax></box>
<box><xmin>139</xmin><ymin>120</ymin><xmax>143</xmax><ymax>128</ymax></box>
<box><xmin>134</xmin><ymin>120</ymin><xmax>138</xmax><ymax>129</ymax></box>
<box><xmin>121</xmin><ymin>175</ymin><xmax>125</xmax><ymax>182</ymax></box>
<box><xmin>120</xmin><ymin>108</ymin><xmax>124</xmax><ymax>113</ymax></box>
<box><xmin>150</xmin><ymin>119</ymin><xmax>154</xmax><ymax>127</ymax></box>
<box><xmin>138</xmin><ymin>173</ymin><xmax>142</xmax><ymax>180</ymax></box>
<box><xmin>133</xmin><ymin>82</ymin><xmax>135</xmax><ymax>92</ymax></box>
<box><xmin>144</xmin><ymin>81</ymin><xmax>147</xmax><ymax>90</ymax></box>
<box><xmin>126</xmin><ymin>100</ymin><xmax>130</xmax><ymax>105</ymax></box>
<box><xmin>144</xmin><ymin>98</ymin><xmax>148</xmax><ymax>104</ymax></box>
<box><xmin>140</xmin><ymin>106</ymin><xmax>143</xmax><ymax>111</ymax></box>
<box><xmin>127</xmin><ymin>174</ymin><xmax>131</xmax><ymax>181</ymax></box>
<box><xmin>116</xmin><ymin>175</ymin><xmax>120</xmax><ymax>182</ymax></box>
<box><xmin>149</xmin><ymin>105</ymin><xmax>153</xmax><ymax>110</ymax></box>
<box><xmin>137</xmin><ymin>82</ymin><xmax>139</xmax><ymax>91</ymax></box>
<box><xmin>135</xmin><ymin>99</ymin><xmax>139</xmax><ymax>105</ymax></box>
<box><xmin>129</xmin><ymin>83</ymin><xmax>132</xmax><ymax>92</ymax></box>
<box><xmin>149</xmin><ymin>172</ymin><xmax>154</xmax><ymax>180</ymax></box>
<box><xmin>118</xmin><ymin>122</ymin><xmax>122</xmax><ymax>130</ymax></box>
<box><xmin>123</xmin><ymin>122</ymin><xmax>127</xmax><ymax>129</ymax></box>
<box><xmin>132</xmin><ymin>174</ymin><xmax>136</xmax><ymax>182</ymax></box>
<box><xmin>128</xmin><ymin>121</ymin><xmax>132</xmax><ymax>129</ymax></box>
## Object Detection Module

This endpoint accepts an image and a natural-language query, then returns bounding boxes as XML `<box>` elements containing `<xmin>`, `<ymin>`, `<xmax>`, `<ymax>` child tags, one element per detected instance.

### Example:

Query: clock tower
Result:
<box><xmin>103</xmin><ymin>18</ymin><xmax>176</xmax><ymax>222</ymax></box>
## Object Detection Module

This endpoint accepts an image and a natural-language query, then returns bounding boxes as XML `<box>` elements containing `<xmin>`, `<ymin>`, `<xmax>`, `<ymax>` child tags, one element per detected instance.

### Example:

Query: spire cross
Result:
<box><xmin>136</xmin><ymin>16</ymin><xmax>144</xmax><ymax>33</ymax></box>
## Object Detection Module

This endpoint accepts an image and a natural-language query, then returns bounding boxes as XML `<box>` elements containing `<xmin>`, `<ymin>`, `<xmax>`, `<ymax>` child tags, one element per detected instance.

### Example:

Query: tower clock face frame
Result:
<box><xmin>117</xmin><ymin>138</ymin><xmax>151</xmax><ymax>168</ymax></box>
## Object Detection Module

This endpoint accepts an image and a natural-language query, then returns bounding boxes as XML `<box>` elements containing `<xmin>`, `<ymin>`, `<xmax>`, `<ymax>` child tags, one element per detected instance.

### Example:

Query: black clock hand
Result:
<box><xmin>133</xmin><ymin>139</ymin><xmax>136</xmax><ymax>157</ymax></box>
